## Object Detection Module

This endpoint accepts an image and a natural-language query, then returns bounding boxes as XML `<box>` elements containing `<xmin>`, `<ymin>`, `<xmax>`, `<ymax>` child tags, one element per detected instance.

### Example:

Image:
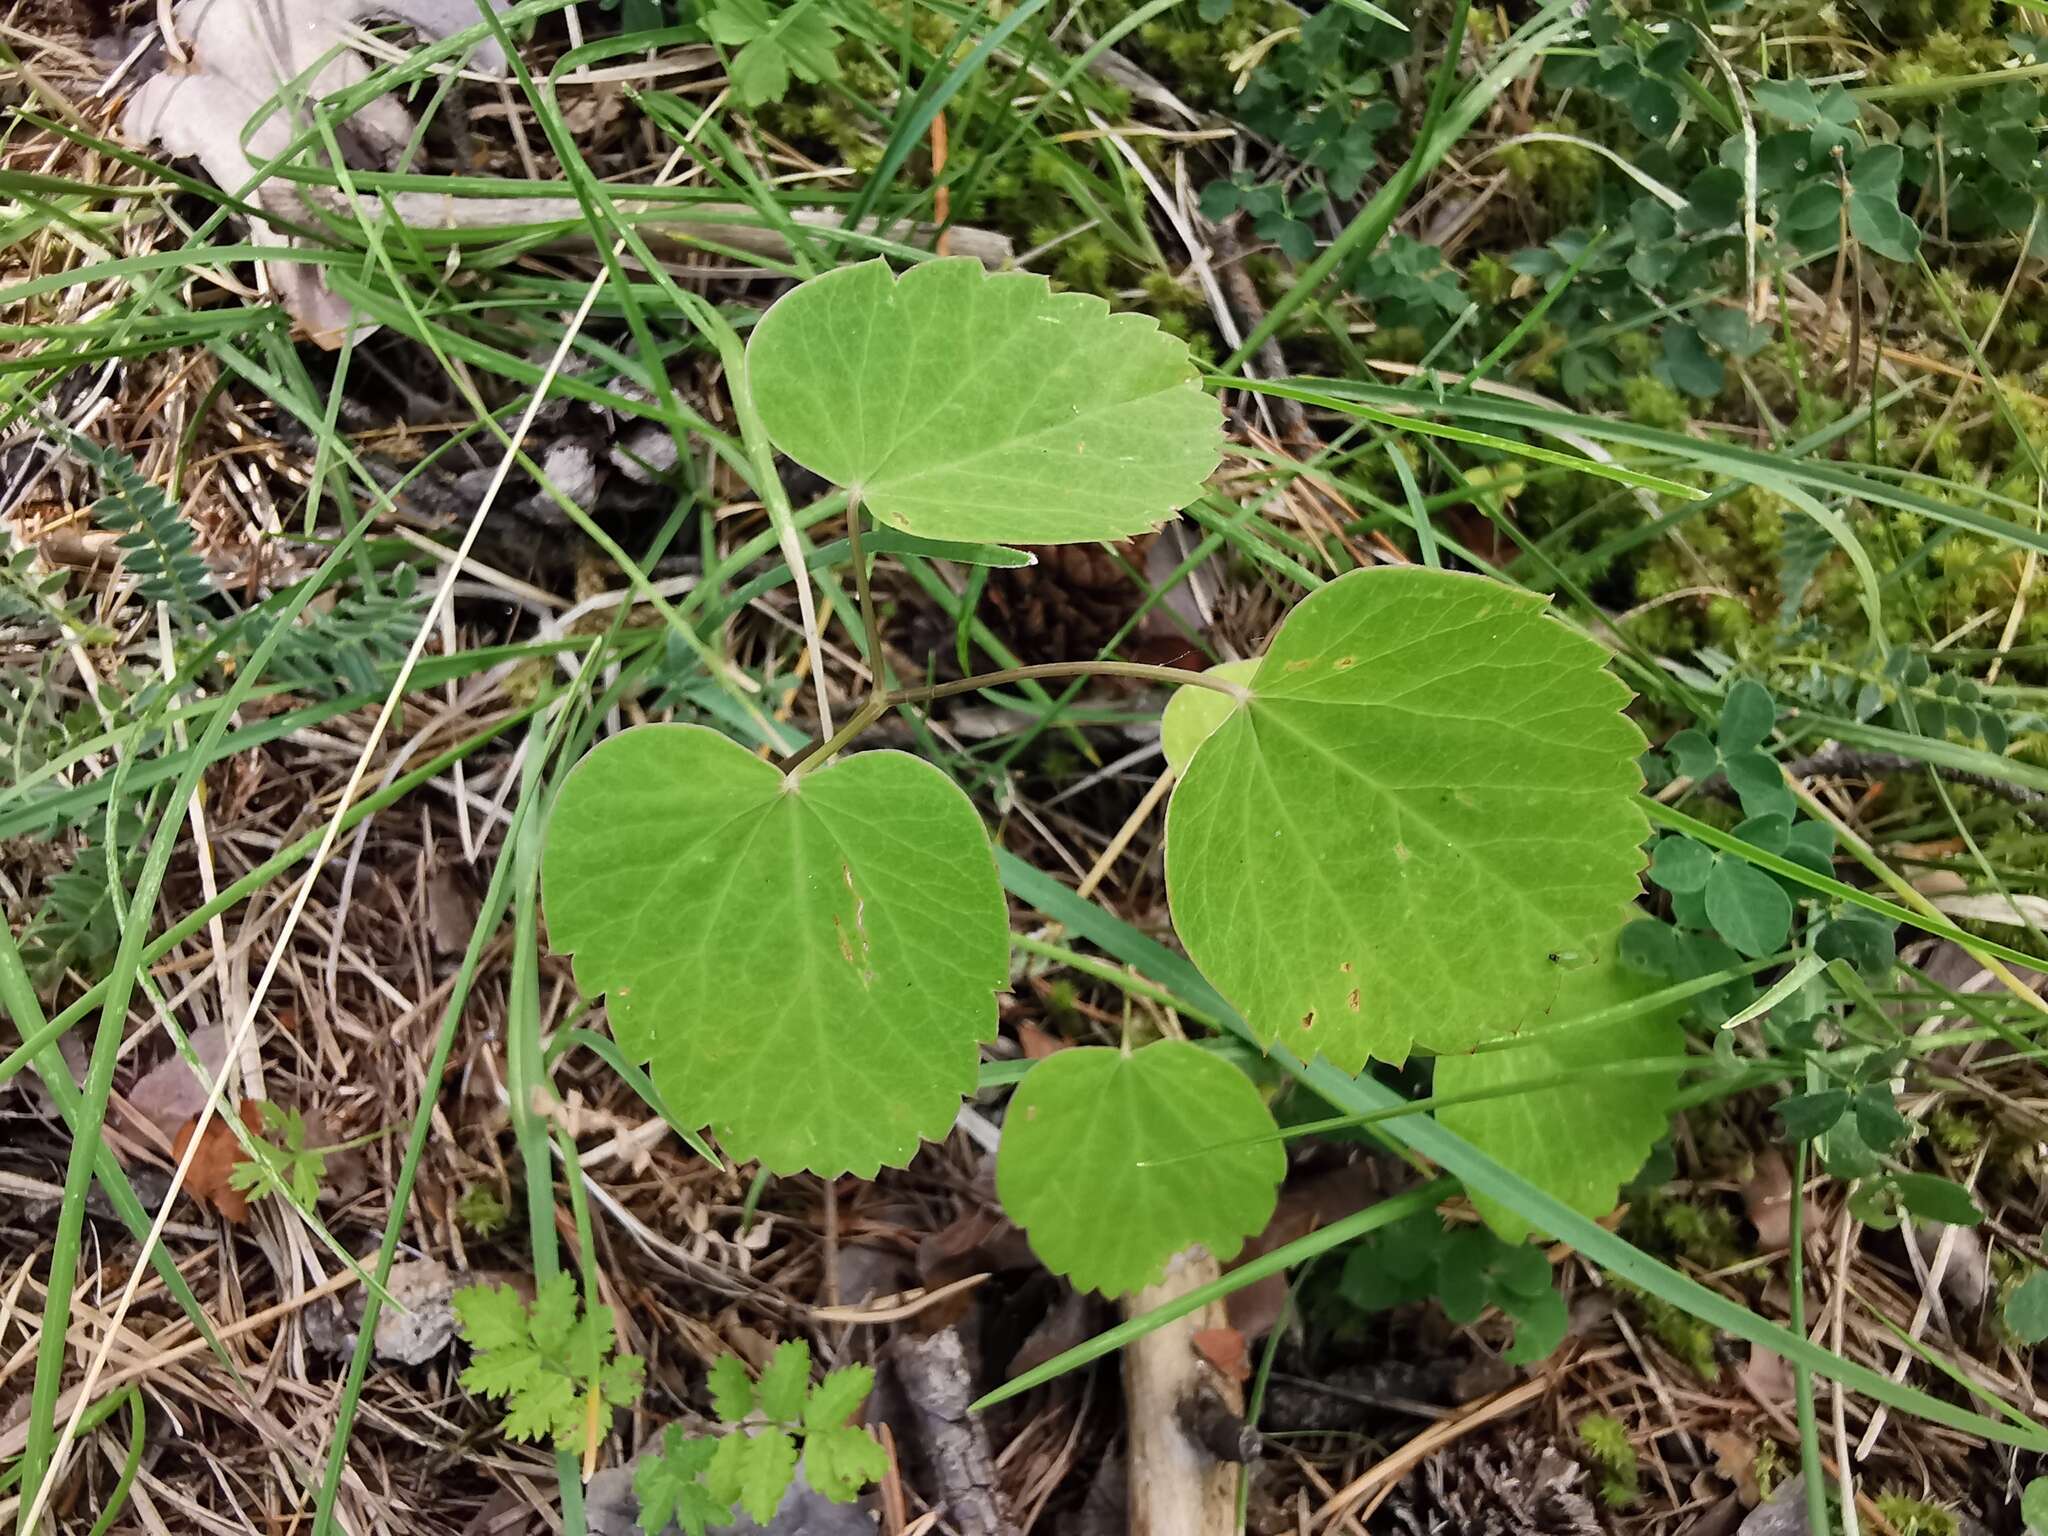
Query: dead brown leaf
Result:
<box><xmin>171</xmin><ymin>1100</ymin><xmax>265</xmax><ymax>1223</ymax></box>
<box><xmin>1193</xmin><ymin>1326</ymin><xmax>1250</xmax><ymax>1383</ymax></box>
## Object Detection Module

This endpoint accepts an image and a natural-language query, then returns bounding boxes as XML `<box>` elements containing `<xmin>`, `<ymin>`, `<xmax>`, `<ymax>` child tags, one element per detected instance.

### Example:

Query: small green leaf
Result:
<box><xmin>604</xmin><ymin>1353</ymin><xmax>647</xmax><ymax>1407</ymax></box>
<box><xmin>1166</xmin><ymin>568</ymin><xmax>1647</xmax><ymax>1068</ymax></box>
<box><xmin>1661</xmin><ymin>323</ymin><xmax>1723</xmax><ymax>398</ymax></box>
<box><xmin>707</xmin><ymin>1354</ymin><xmax>756</xmax><ymax>1424</ymax></box>
<box><xmin>543</xmin><ymin>726</ymin><xmax>1009</xmax><ymax>1175</ymax></box>
<box><xmin>1851</xmin><ymin>1088</ymin><xmax>1912</xmax><ymax>1153</ymax></box>
<box><xmin>746</xmin><ymin>259</ymin><xmax>1224</xmax><ymax>544</ymax></box>
<box><xmin>2023</xmin><ymin>1477</ymin><xmax>2048</xmax><ymax>1534</ymax></box>
<box><xmin>453</xmin><ymin>1283</ymin><xmax>529</xmax><ymax>1352</ymax></box>
<box><xmin>1718</xmin><ymin>681</ymin><xmax>1777</xmax><ymax>753</ymax></box>
<box><xmin>528</xmin><ymin>1273</ymin><xmax>579</xmax><ymax>1355</ymax></box>
<box><xmin>803</xmin><ymin>1365</ymin><xmax>875</xmax><ymax>1435</ymax></box>
<box><xmin>1500</xmin><ymin>1286</ymin><xmax>1569</xmax><ymax>1365</ymax></box>
<box><xmin>733</xmin><ymin>1428</ymin><xmax>800</xmax><ymax>1524</ymax></box>
<box><xmin>1776</xmin><ymin>1088</ymin><xmax>1848</xmax><ymax>1140</ymax></box>
<box><xmin>2006</xmin><ymin>1272</ymin><xmax>2048</xmax><ymax>1345</ymax></box>
<box><xmin>460</xmin><ymin>1347</ymin><xmax>544</xmax><ymax>1400</ymax></box>
<box><xmin>757</xmin><ymin>1340</ymin><xmax>811</xmax><ymax>1424</ymax></box>
<box><xmin>1648</xmin><ymin>836</ymin><xmax>1713</xmax><ymax>895</ymax></box>
<box><xmin>806</xmin><ymin>1424</ymin><xmax>890</xmax><ymax>1503</ymax></box>
<box><xmin>1161</xmin><ymin>660</ymin><xmax>1258</xmax><ymax>776</ymax></box>
<box><xmin>501</xmin><ymin>1372</ymin><xmax>580</xmax><ymax>1444</ymax></box>
<box><xmin>704</xmin><ymin>0</ymin><xmax>842</xmax><ymax>106</ymax></box>
<box><xmin>1436</xmin><ymin>941</ymin><xmax>1682</xmax><ymax>1240</ymax></box>
<box><xmin>1849</xmin><ymin>192</ymin><xmax>1921</xmax><ymax>262</ymax></box>
<box><xmin>1723</xmin><ymin>750</ymin><xmax>1794</xmax><ymax>821</ymax></box>
<box><xmin>1889</xmin><ymin>1172</ymin><xmax>1980</xmax><ymax>1227</ymax></box>
<box><xmin>996</xmin><ymin>1040</ymin><xmax>1284</xmax><ymax>1295</ymax></box>
<box><xmin>636</xmin><ymin>1429</ymin><xmax>728</xmax><ymax>1536</ymax></box>
<box><xmin>1703</xmin><ymin>858</ymin><xmax>1792</xmax><ymax>958</ymax></box>
<box><xmin>1752</xmin><ymin>78</ymin><xmax>1821</xmax><ymax>125</ymax></box>
<box><xmin>1666</xmin><ymin>728</ymin><xmax>1719</xmax><ymax>780</ymax></box>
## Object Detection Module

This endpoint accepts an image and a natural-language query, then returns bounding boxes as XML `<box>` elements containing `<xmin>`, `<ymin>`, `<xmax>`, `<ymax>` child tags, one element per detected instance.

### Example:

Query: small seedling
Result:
<box><xmin>453</xmin><ymin>1276</ymin><xmax>646</xmax><ymax>1454</ymax></box>
<box><xmin>635</xmin><ymin>1341</ymin><xmax>887</xmax><ymax>1531</ymax></box>
<box><xmin>227</xmin><ymin>1102</ymin><xmax>374</xmax><ymax>1210</ymax></box>
<box><xmin>1339</xmin><ymin>1212</ymin><xmax>1568</xmax><ymax>1366</ymax></box>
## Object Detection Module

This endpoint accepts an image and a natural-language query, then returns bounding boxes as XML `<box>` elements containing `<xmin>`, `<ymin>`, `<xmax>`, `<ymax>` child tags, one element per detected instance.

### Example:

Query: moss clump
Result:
<box><xmin>1873</xmin><ymin>1492</ymin><xmax>1960</xmax><ymax>1536</ymax></box>
<box><xmin>1577</xmin><ymin>1414</ymin><xmax>1641</xmax><ymax>1508</ymax></box>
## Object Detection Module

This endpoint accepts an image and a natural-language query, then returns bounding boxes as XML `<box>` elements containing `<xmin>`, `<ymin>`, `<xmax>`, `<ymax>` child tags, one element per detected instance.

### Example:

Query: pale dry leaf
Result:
<box><xmin>1737</xmin><ymin>1344</ymin><xmax>1793</xmax><ymax>1410</ymax></box>
<box><xmin>1742</xmin><ymin>1148</ymin><xmax>1818</xmax><ymax>1254</ymax></box>
<box><xmin>124</xmin><ymin>1023</ymin><xmax>229</xmax><ymax>1140</ymax></box>
<box><xmin>118</xmin><ymin>0</ymin><xmax>511</xmax><ymax>346</ymax></box>
<box><xmin>1192</xmin><ymin>1326</ymin><xmax>1250</xmax><ymax>1383</ymax></box>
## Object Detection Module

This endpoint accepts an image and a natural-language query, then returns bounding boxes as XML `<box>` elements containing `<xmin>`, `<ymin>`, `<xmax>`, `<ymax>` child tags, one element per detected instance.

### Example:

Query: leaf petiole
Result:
<box><xmin>788</xmin><ymin>659</ymin><xmax>1248</xmax><ymax>776</ymax></box>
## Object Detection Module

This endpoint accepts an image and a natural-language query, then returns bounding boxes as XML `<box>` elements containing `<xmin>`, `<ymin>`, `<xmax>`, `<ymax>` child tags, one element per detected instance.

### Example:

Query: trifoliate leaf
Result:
<box><xmin>1436</xmin><ymin>939</ymin><xmax>1681</xmax><ymax>1240</ymax></box>
<box><xmin>635</xmin><ymin>1429</ymin><xmax>729</xmax><ymax>1536</ymax></box>
<box><xmin>1165</xmin><ymin>568</ymin><xmax>1647</xmax><ymax>1069</ymax></box>
<box><xmin>707</xmin><ymin>1353</ymin><xmax>756</xmax><ymax>1424</ymax></box>
<box><xmin>802</xmin><ymin>1365</ymin><xmax>875</xmax><ymax>1435</ymax></box>
<box><xmin>746</xmin><ymin>259</ymin><xmax>1223</xmax><ymax>544</ymax></box>
<box><xmin>544</xmin><ymin>725</ymin><xmax>1008</xmax><ymax>1176</ymax></box>
<box><xmin>1160</xmin><ymin>660</ymin><xmax>1257</xmax><ymax>776</ymax></box>
<box><xmin>806</xmin><ymin>1425</ymin><xmax>890</xmax><ymax>1503</ymax></box>
<box><xmin>1776</xmin><ymin>1088</ymin><xmax>1848</xmax><ymax>1140</ymax></box>
<box><xmin>453</xmin><ymin>1282</ymin><xmax>530</xmax><ymax>1352</ymax></box>
<box><xmin>756</xmin><ymin>1340</ymin><xmax>811</xmax><ymax>1424</ymax></box>
<box><xmin>707</xmin><ymin>1428</ymin><xmax>800</xmax><ymax>1525</ymax></box>
<box><xmin>996</xmin><ymin>1040</ymin><xmax>1283</xmax><ymax>1296</ymax></box>
<box><xmin>704</xmin><ymin>0</ymin><xmax>842</xmax><ymax>107</ymax></box>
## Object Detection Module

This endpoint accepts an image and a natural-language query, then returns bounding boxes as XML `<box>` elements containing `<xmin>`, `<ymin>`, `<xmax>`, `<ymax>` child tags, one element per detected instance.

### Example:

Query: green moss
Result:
<box><xmin>1577</xmin><ymin>1414</ymin><xmax>1641</xmax><ymax>1508</ymax></box>
<box><xmin>1873</xmin><ymin>1492</ymin><xmax>1960</xmax><ymax>1536</ymax></box>
<box><xmin>1929</xmin><ymin>1108</ymin><xmax>1986</xmax><ymax>1158</ymax></box>
<box><xmin>1637</xmin><ymin>1289</ymin><xmax>1721</xmax><ymax>1380</ymax></box>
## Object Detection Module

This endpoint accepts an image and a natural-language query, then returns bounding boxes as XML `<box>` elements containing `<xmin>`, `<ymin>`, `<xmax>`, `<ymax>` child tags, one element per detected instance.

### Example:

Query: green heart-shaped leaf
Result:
<box><xmin>1165</xmin><ymin>567</ymin><xmax>1647</xmax><ymax>1069</ymax></box>
<box><xmin>996</xmin><ymin>1040</ymin><xmax>1283</xmax><ymax>1296</ymax></box>
<box><xmin>745</xmin><ymin>258</ymin><xmax>1224</xmax><ymax>544</ymax></box>
<box><xmin>542</xmin><ymin>725</ymin><xmax>1007</xmax><ymax>1176</ymax></box>
<box><xmin>1435</xmin><ymin>938</ymin><xmax>1682</xmax><ymax>1241</ymax></box>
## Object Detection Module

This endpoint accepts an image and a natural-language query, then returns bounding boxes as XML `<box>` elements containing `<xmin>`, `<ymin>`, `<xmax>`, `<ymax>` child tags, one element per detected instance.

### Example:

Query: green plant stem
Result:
<box><xmin>1788</xmin><ymin>1139</ymin><xmax>1831</xmax><ymax>1535</ymax></box>
<box><xmin>845</xmin><ymin>489</ymin><xmax>883</xmax><ymax>705</ymax></box>
<box><xmin>792</xmin><ymin>659</ymin><xmax>1245</xmax><ymax>774</ymax></box>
